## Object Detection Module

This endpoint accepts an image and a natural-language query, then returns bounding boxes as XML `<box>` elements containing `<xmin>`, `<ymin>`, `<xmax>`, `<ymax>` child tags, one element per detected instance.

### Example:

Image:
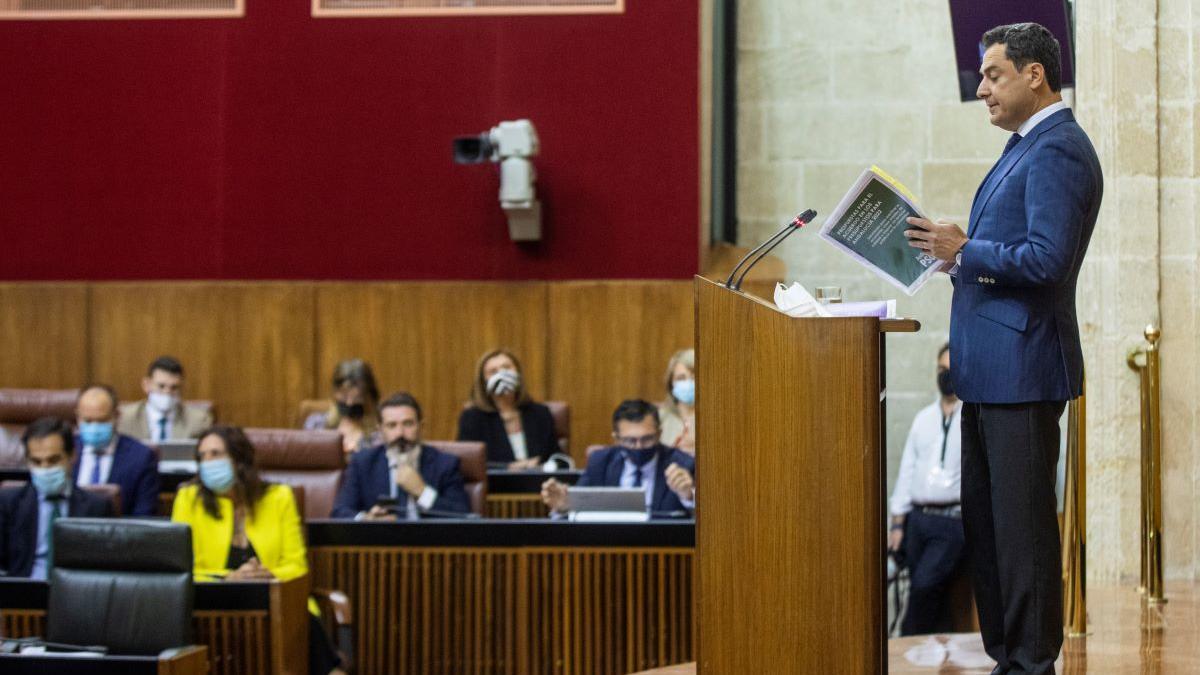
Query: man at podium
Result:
<box><xmin>903</xmin><ymin>22</ymin><xmax>1102</xmax><ymax>675</ymax></box>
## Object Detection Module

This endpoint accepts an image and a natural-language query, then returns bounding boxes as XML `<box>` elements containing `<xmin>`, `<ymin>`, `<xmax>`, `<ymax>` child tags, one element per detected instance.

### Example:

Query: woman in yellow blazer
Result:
<box><xmin>172</xmin><ymin>425</ymin><xmax>343</xmax><ymax>675</ymax></box>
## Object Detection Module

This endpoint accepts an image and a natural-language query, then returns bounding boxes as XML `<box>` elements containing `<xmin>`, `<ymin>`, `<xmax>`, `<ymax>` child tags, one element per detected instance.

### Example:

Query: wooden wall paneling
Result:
<box><xmin>546</xmin><ymin>281</ymin><xmax>694</xmax><ymax>461</ymax></box>
<box><xmin>0</xmin><ymin>284</ymin><xmax>89</xmax><ymax>388</ymax></box>
<box><xmin>314</xmin><ymin>282</ymin><xmax>549</xmax><ymax>441</ymax></box>
<box><xmin>88</xmin><ymin>283</ymin><xmax>316</xmax><ymax>428</ymax></box>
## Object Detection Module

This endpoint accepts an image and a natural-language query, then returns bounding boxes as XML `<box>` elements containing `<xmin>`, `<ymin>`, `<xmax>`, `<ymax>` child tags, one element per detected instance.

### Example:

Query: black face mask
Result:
<box><xmin>937</xmin><ymin>370</ymin><xmax>955</xmax><ymax>397</ymax></box>
<box><xmin>336</xmin><ymin>401</ymin><xmax>365</xmax><ymax>420</ymax></box>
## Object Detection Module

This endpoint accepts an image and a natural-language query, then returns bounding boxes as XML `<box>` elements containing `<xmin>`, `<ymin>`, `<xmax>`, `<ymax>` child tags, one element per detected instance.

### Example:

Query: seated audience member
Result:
<box><xmin>118</xmin><ymin>355</ymin><xmax>213</xmax><ymax>442</ymax></box>
<box><xmin>0</xmin><ymin>417</ymin><xmax>114</xmax><ymax>579</ymax></box>
<box><xmin>541</xmin><ymin>399</ymin><xmax>695</xmax><ymax>517</ymax></box>
<box><xmin>457</xmin><ymin>349</ymin><xmax>558</xmax><ymax>469</ymax></box>
<box><xmin>889</xmin><ymin>343</ymin><xmax>964</xmax><ymax>635</ymax></box>
<box><xmin>74</xmin><ymin>384</ymin><xmax>159</xmax><ymax>516</ymax></box>
<box><xmin>332</xmin><ymin>392</ymin><xmax>470</xmax><ymax>519</ymax></box>
<box><xmin>171</xmin><ymin>425</ymin><xmax>344</xmax><ymax>675</ymax></box>
<box><xmin>0</xmin><ymin>426</ymin><xmax>22</xmax><ymax>469</ymax></box>
<box><xmin>658</xmin><ymin>348</ymin><xmax>696</xmax><ymax>454</ymax></box>
<box><xmin>304</xmin><ymin>358</ymin><xmax>382</xmax><ymax>455</ymax></box>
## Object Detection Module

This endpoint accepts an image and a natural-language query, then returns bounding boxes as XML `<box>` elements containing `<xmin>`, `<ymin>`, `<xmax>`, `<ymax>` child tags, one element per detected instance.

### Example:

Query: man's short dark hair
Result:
<box><xmin>22</xmin><ymin>417</ymin><xmax>75</xmax><ymax>457</ymax></box>
<box><xmin>77</xmin><ymin>383</ymin><xmax>119</xmax><ymax>410</ymax></box>
<box><xmin>147</xmin><ymin>355</ymin><xmax>184</xmax><ymax>378</ymax></box>
<box><xmin>379</xmin><ymin>391</ymin><xmax>422</xmax><ymax>421</ymax></box>
<box><xmin>611</xmin><ymin>399</ymin><xmax>660</xmax><ymax>430</ymax></box>
<box><xmin>938</xmin><ymin>342</ymin><xmax>950</xmax><ymax>360</ymax></box>
<box><xmin>983</xmin><ymin>22</ymin><xmax>1063</xmax><ymax>92</ymax></box>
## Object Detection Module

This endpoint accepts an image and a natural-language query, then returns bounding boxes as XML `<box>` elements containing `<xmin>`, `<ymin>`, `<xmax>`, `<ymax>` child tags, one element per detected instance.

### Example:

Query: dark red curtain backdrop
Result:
<box><xmin>0</xmin><ymin>2</ymin><xmax>698</xmax><ymax>280</ymax></box>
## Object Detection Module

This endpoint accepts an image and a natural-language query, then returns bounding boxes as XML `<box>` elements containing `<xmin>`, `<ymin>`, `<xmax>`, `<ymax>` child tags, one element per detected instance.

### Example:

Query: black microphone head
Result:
<box><xmin>790</xmin><ymin>209</ymin><xmax>818</xmax><ymax>227</ymax></box>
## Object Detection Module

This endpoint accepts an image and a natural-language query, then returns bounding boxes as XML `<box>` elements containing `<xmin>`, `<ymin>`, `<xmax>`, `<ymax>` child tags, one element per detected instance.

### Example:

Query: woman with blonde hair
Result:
<box><xmin>304</xmin><ymin>358</ymin><xmax>381</xmax><ymax>455</ymax></box>
<box><xmin>658</xmin><ymin>348</ymin><xmax>695</xmax><ymax>454</ymax></box>
<box><xmin>457</xmin><ymin>348</ymin><xmax>558</xmax><ymax>469</ymax></box>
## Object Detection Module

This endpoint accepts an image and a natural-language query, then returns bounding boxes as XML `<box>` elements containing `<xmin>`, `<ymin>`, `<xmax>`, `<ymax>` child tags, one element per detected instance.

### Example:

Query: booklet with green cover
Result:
<box><xmin>818</xmin><ymin>166</ymin><xmax>950</xmax><ymax>295</ymax></box>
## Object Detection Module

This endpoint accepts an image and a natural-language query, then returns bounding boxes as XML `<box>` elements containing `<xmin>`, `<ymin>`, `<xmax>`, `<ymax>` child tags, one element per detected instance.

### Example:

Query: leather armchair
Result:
<box><xmin>46</xmin><ymin>518</ymin><xmax>193</xmax><ymax>655</ymax></box>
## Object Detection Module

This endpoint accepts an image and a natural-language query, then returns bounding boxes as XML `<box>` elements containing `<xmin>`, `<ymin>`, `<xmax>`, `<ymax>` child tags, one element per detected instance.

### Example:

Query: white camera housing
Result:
<box><xmin>489</xmin><ymin>120</ymin><xmax>541</xmax><ymax>241</ymax></box>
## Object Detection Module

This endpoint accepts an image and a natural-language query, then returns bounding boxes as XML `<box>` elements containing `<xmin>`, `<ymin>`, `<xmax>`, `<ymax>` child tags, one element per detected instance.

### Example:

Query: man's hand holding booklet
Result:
<box><xmin>817</xmin><ymin>166</ymin><xmax>961</xmax><ymax>295</ymax></box>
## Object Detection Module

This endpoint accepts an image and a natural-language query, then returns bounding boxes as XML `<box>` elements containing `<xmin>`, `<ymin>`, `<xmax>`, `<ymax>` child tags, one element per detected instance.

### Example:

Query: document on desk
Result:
<box><xmin>818</xmin><ymin>166</ymin><xmax>951</xmax><ymax>295</ymax></box>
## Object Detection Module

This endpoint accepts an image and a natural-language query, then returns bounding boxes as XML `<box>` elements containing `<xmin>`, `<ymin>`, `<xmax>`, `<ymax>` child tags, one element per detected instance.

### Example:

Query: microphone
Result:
<box><xmin>724</xmin><ymin>209</ymin><xmax>817</xmax><ymax>291</ymax></box>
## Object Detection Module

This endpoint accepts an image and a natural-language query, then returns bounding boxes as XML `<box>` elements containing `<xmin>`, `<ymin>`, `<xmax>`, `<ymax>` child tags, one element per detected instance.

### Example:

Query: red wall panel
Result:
<box><xmin>0</xmin><ymin>1</ymin><xmax>698</xmax><ymax>280</ymax></box>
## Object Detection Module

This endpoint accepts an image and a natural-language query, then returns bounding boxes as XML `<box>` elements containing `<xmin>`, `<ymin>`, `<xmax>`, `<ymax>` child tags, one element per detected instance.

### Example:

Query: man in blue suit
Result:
<box><xmin>905</xmin><ymin>23</ymin><xmax>1102</xmax><ymax>675</ymax></box>
<box><xmin>331</xmin><ymin>392</ymin><xmax>470</xmax><ymax>519</ymax></box>
<box><xmin>0</xmin><ymin>417</ymin><xmax>115</xmax><ymax>578</ymax></box>
<box><xmin>541</xmin><ymin>399</ymin><xmax>695</xmax><ymax>517</ymax></box>
<box><xmin>73</xmin><ymin>385</ymin><xmax>160</xmax><ymax>516</ymax></box>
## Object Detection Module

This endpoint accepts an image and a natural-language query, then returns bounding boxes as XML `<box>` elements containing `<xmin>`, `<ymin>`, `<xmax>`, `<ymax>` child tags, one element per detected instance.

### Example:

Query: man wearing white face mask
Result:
<box><xmin>118</xmin><ymin>356</ymin><xmax>213</xmax><ymax>442</ymax></box>
<box><xmin>75</xmin><ymin>385</ymin><xmax>160</xmax><ymax>517</ymax></box>
<box><xmin>0</xmin><ymin>417</ymin><xmax>114</xmax><ymax>579</ymax></box>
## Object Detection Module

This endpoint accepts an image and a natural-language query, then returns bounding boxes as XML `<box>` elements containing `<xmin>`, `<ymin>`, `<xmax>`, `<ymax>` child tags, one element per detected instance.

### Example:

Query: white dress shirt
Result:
<box><xmin>1017</xmin><ymin>100</ymin><xmax>1068</xmax><ymax>137</ymax></box>
<box><xmin>890</xmin><ymin>398</ymin><xmax>963</xmax><ymax>516</ymax></box>
<box><xmin>77</xmin><ymin>437</ymin><xmax>118</xmax><ymax>486</ymax></box>
<box><xmin>386</xmin><ymin>445</ymin><xmax>438</xmax><ymax>517</ymax></box>
<box><xmin>507</xmin><ymin>432</ymin><xmax>528</xmax><ymax>461</ymax></box>
<box><xmin>146</xmin><ymin>404</ymin><xmax>176</xmax><ymax>442</ymax></box>
<box><xmin>31</xmin><ymin>488</ymin><xmax>70</xmax><ymax>580</ymax></box>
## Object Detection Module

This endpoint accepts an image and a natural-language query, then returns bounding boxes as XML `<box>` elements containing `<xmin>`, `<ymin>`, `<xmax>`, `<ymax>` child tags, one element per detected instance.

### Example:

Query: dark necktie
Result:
<box><xmin>89</xmin><ymin>449</ymin><xmax>105</xmax><ymax>484</ymax></box>
<box><xmin>1001</xmin><ymin>132</ymin><xmax>1021</xmax><ymax>158</ymax></box>
<box><xmin>158</xmin><ymin>416</ymin><xmax>169</xmax><ymax>442</ymax></box>
<box><xmin>47</xmin><ymin>498</ymin><xmax>63</xmax><ymax>574</ymax></box>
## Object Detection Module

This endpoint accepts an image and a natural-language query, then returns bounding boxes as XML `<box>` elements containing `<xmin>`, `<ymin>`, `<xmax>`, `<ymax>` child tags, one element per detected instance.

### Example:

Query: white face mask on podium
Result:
<box><xmin>773</xmin><ymin>282</ymin><xmax>832</xmax><ymax>318</ymax></box>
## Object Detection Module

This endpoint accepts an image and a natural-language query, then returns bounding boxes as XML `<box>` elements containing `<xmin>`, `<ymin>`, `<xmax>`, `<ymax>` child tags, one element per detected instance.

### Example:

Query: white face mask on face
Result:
<box><xmin>148</xmin><ymin>391</ymin><xmax>178</xmax><ymax>413</ymax></box>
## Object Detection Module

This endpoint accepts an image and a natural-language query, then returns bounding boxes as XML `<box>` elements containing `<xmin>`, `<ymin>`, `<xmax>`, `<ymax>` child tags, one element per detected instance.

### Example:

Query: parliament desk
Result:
<box><xmin>0</xmin><ymin>576</ymin><xmax>308</xmax><ymax>675</ymax></box>
<box><xmin>483</xmin><ymin>469</ymin><xmax>581</xmax><ymax>519</ymax></box>
<box><xmin>307</xmin><ymin>519</ymin><xmax>694</xmax><ymax>675</ymax></box>
<box><xmin>0</xmin><ymin>646</ymin><xmax>208</xmax><ymax>675</ymax></box>
<box><xmin>2</xmin><ymin>467</ymin><xmax>585</xmax><ymax>519</ymax></box>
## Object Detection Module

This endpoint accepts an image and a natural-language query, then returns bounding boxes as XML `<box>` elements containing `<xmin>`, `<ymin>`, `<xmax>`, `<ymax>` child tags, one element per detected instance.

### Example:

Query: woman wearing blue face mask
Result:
<box><xmin>171</xmin><ymin>426</ymin><xmax>344</xmax><ymax>675</ymax></box>
<box><xmin>658</xmin><ymin>349</ymin><xmax>696</xmax><ymax>455</ymax></box>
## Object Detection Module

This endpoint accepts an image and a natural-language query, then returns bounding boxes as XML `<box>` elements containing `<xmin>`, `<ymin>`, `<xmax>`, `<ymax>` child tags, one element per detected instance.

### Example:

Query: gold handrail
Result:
<box><xmin>1126</xmin><ymin>324</ymin><xmax>1165</xmax><ymax>603</ymax></box>
<box><xmin>1062</xmin><ymin>384</ymin><xmax>1087</xmax><ymax>636</ymax></box>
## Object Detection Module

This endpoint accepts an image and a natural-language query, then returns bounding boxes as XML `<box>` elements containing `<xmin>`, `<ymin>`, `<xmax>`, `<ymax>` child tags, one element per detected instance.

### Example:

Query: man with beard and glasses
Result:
<box><xmin>330</xmin><ymin>392</ymin><xmax>470</xmax><ymax>519</ymax></box>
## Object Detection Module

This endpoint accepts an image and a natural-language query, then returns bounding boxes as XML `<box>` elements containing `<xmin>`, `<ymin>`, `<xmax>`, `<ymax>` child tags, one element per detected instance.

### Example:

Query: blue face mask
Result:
<box><xmin>199</xmin><ymin>458</ymin><xmax>236</xmax><ymax>494</ymax></box>
<box><xmin>671</xmin><ymin>379</ymin><xmax>696</xmax><ymax>405</ymax></box>
<box><xmin>30</xmin><ymin>466</ymin><xmax>69</xmax><ymax>497</ymax></box>
<box><xmin>78</xmin><ymin>421</ymin><xmax>114</xmax><ymax>448</ymax></box>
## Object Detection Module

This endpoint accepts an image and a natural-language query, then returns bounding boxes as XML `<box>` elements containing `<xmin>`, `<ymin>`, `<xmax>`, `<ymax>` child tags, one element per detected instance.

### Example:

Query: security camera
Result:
<box><xmin>453</xmin><ymin>119</ymin><xmax>542</xmax><ymax>242</ymax></box>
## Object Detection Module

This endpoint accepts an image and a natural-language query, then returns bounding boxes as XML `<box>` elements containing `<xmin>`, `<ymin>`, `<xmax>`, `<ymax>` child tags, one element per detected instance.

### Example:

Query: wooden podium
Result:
<box><xmin>694</xmin><ymin>276</ymin><xmax>918</xmax><ymax>673</ymax></box>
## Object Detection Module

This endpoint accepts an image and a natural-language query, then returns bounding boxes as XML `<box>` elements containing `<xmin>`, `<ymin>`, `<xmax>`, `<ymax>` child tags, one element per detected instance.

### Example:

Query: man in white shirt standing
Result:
<box><xmin>889</xmin><ymin>343</ymin><xmax>963</xmax><ymax>635</ymax></box>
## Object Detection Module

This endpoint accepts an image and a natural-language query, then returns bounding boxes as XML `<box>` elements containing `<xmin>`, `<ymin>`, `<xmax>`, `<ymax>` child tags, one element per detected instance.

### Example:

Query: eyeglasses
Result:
<box><xmin>614</xmin><ymin>434</ymin><xmax>658</xmax><ymax>449</ymax></box>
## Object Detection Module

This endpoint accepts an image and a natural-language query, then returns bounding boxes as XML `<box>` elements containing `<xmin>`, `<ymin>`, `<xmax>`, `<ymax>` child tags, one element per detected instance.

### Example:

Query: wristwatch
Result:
<box><xmin>954</xmin><ymin>247</ymin><xmax>964</xmax><ymax>267</ymax></box>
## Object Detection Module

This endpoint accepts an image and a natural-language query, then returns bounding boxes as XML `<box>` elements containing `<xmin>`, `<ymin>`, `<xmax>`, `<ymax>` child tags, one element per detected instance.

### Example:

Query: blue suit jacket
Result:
<box><xmin>0</xmin><ymin>483</ymin><xmax>115</xmax><ymax>577</ymax></box>
<box><xmin>579</xmin><ymin>445</ymin><xmax>695</xmax><ymax>515</ymax></box>
<box><xmin>331</xmin><ymin>444</ymin><xmax>470</xmax><ymax>518</ymax></box>
<box><xmin>72</xmin><ymin>434</ymin><xmax>160</xmax><ymax>516</ymax></box>
<box><xmin>951</xmin><ymin>108</ymin><xmax>1103</xmax><ymax>403</ymax></box>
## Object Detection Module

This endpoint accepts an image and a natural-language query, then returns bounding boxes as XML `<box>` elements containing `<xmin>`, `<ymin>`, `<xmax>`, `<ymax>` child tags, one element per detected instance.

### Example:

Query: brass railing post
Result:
<box><xmin>1127</xmin><ymin>324</ymin><xmax>1166</xmax><ymax>603</ymax></box>
<box><xmin>1144</xmin><ymin>325</ymin><xmax>1165</xmax><ymax>603</ymax></box>
<box><xmin>1062</xmin><ymin>383</ymin><xmax>1087</xmax><ymax>636</ymax></box>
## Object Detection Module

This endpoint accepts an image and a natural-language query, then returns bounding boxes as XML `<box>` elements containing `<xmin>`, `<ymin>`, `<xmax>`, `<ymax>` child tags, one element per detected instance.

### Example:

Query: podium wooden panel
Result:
<box><xmin>694</xmin><ymin>276</ymin><xmax>916</xmax><ymax>674</ymax></box>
